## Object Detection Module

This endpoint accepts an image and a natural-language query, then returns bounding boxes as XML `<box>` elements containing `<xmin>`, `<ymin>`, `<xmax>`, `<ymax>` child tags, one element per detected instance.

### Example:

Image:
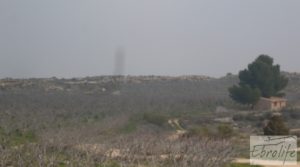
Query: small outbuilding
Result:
<box><xmin>255</xmin><ymin>97</ymin><xmax>287</xmax><ymax>111</ymax></box>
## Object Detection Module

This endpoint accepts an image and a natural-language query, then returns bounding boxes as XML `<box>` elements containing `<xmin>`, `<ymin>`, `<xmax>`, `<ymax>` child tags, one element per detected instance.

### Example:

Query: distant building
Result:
<box><xmin>255</xmin><ymin>97</ymin><xmax>287</xmax><ymax>111</ymax></box>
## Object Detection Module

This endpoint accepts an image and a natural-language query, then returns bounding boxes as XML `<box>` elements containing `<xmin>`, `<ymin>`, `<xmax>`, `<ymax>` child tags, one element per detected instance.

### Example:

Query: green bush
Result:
<box><xmin>186</xmin><ymin>126</ymin><xmax>211</xmax><ymax>137</ymax></box>
<box><xmin>218</xmin><ymin>124</ymin><xmax>233</xmax><ymax>138</ymax></box>
<box><xmin>263</xmin><ymin>115</ymin><xmax>289</xmax><ymax>135</ymax></box>
<box><xmin>0</xmin><ymin>128</ymin><xmax>37</xmax><ymax>146</ymax></box>
<box><xmin>143</xmin><ymin>112</ymin><xmax>167</xmax><ymax>126</ymax></box>
<box><xmin>10</xmin><ymin>129</ymin><xmax>37</xmax><ymax>146</ymax></box>
<box><xmin>119</xmin><ymin>121</ymin><xmax>137</xmax><ymax>134</ymax></box>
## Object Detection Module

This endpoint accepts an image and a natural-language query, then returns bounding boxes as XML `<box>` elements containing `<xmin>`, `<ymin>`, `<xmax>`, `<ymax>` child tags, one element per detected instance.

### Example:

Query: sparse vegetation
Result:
<box><xmin>229</xmin><ymin>163</ymin><xmax>262</xmax><ymax>167</ymax></box>
<box><xmin>0</xmin><ymin>73</ymin><xmax>299</xmax><ymax>166</ymax></box>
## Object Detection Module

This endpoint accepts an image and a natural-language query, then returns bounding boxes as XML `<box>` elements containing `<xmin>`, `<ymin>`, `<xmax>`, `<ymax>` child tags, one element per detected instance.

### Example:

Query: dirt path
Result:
<box><xmin>290</xmin><ymin>128</ymin><xmax>300</xmax><ymax>133</ymax></box>
<box><xmin>233</xmin><ymin>155</ymin><xmax>300</xmax><ymax>167</ymax></box>
<box><xmin>167</xmin><ymin>119</ymin><xmax>187</xmax><ymax>140</ymax></box>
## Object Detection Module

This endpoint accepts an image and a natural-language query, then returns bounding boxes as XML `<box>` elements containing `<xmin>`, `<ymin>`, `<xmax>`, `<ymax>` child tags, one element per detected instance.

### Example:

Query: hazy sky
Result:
<box><xmin>0</xmin><ymin>0</ymin><xmax>299</xmax><ymax>78</ymax></box>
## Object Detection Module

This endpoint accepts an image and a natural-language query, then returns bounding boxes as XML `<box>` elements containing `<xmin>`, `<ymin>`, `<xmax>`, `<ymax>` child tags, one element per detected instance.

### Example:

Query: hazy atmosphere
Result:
<box><xmin>0</xmin><ymin>0</ymin><xmax>299</xmax><ymax>78</ymax></box>
<box><xmin>1</xmin><ymin>1</ymin><xmax>300</xmax><ymax>166</ymax></box>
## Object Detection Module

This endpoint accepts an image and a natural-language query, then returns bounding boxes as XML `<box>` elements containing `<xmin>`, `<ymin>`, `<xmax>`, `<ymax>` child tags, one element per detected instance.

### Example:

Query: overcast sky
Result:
<box><xmin>0</xmin><ymin>0</ymin><xmax>299</xmax><ymax>78</ymax></box>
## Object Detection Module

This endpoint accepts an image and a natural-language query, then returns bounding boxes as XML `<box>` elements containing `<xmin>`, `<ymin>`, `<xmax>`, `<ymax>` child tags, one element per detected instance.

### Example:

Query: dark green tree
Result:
<box><xmin>263</xmin><ymin>115</ymin><xmax>289</xmax><ymax>135</ymax></box>
<box><xmin>229</xmin><ymin>84</ymin><xmax>261</xmax><ymax>107</ymax></box>
<box><xmin>229</xmin><ymin>55</ymin><xmax>288</xmax><ymax>106</ymax></box>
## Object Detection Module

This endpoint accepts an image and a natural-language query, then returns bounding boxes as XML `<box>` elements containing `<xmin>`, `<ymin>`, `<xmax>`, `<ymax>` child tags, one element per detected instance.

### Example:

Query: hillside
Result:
<box><xmin>0</xmin><ymin>73</ymin><xmax>299</xmax><ymax>166</ymax></box>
